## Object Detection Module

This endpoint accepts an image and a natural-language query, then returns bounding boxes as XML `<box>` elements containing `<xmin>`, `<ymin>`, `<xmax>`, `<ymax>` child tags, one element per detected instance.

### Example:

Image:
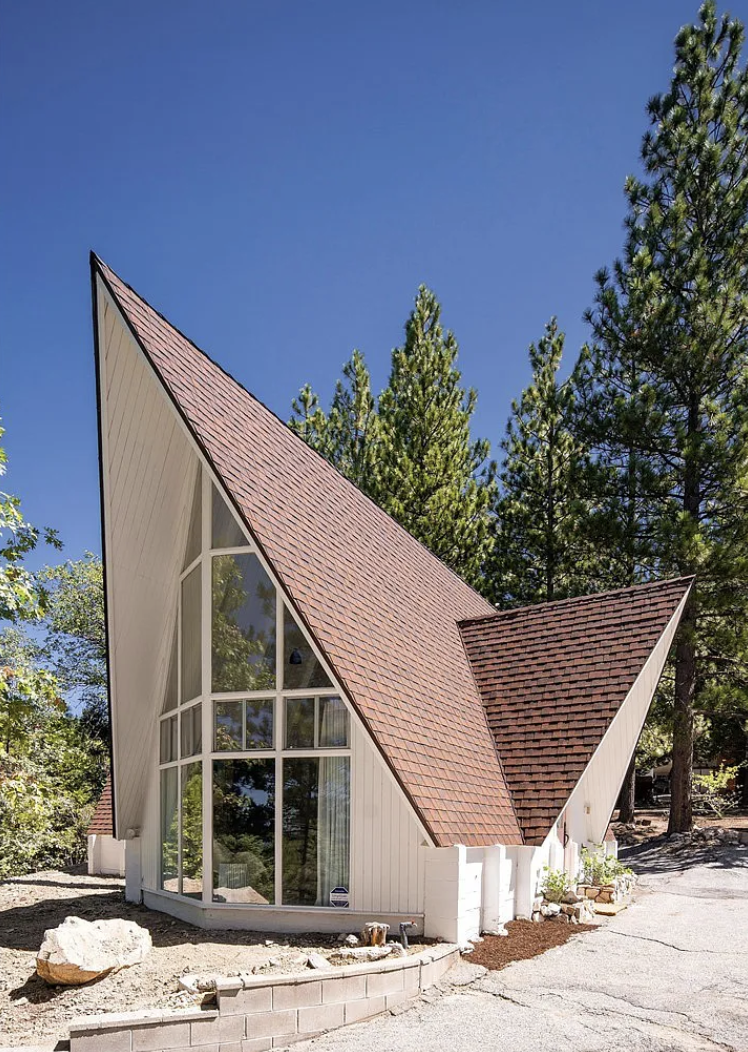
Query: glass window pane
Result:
<box><xmin>212</xmin><ymin>554</ymin><xmax>276</xmax><ymax>692</ymax></box>
<box><xmin>181</xmin><ymin>565</ymin><xmax>202</xmax><ymax>703</ymax></box>
<box><xmin>214</xmin><ymin>701</ymin><xmax>243</xmax><ymax>751</ymax></box>
<box><xmin>318</xmin><ymin>697</ymin><xmax>349</xmax><ymax>748</ymax></box>
<box><xmin>283</xmin><ymin>606</ymin><xmax>332</xmax><ymax>690</ymax></box>
<box><xmin>181</xmin><ymin>762</ymin><xmax>203</xmax><ymax>899</ymax></box>
<box><xmin>161</xmin><ymin>624</ymin><xmax>178</xmax><ymax>714</ymax></box>
<box><xmin>285</xmin><ymin>698</ymin><xmax>315</xmax><ymax>749</ymax></box>
<box><xmin>246</xmin><ymin>699</ymin><xmax>274</xmax><ymax>749</ymax></box>
<box><xmin>182</xmin><ymin>470</ymin><xmax>202</xmax><ymax>570</ymax></box>
<box><xmin>213</xmin><ymin>759</ymin><xmax>275</xmax><ymax>904</ymax></box>
<box><xmin>181</xmin><ymin>703</ymin><xmax>202</xmax><ymax>758</ymax></box>
<box><xmin>283</xmin><ymin>757</ymin><xmax>350</xmax><ymax>906</ymax></box>
<box><xmin>212</xmin><ymin>485</ymin><xmax>246</xmax><ymax>549</ymax></box>
<box><xmin>160</xmin><ymin>767</ymin><xmax>178</xmax><ymax>893</ymax></box>
<box><xmin>160</xmin><ymin>715</ymin><xmax>178</xmax><ymax>763</ymax></box>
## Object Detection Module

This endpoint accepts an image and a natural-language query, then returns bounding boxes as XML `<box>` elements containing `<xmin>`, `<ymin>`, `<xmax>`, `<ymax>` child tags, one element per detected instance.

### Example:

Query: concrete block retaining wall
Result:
<box><xmin>69</xmin><ymin>944</ymin><xmax>458</xmax><ymax>1052</ymax></box>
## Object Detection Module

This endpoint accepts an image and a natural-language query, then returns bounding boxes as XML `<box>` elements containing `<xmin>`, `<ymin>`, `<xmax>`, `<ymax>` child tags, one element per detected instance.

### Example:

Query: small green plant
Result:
<box><xmin>540</xmin><ymin>866</ymin><xmax>573</xmax><ymax>903</ymax></box>
<box><xmin>580</xmin><ymin>846</ymin><xmax>633</xmax><ymax>887</ymax></box>
<box><xmin>693</xmin><ymin>764</ymin><xmax>740</xmax><ymax>818</ymax></box>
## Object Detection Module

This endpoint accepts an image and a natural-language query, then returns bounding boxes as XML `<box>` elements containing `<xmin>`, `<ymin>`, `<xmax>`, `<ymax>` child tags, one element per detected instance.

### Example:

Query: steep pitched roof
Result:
<box><xmin>459</xmin><ymin>577</ymin><xmax>692</xmax><ymax>844</ymax></box>
<box><xmin>87</xmin><ymin>775</ymin><xmax>114</xmax><ymax>837</ymax></box>
<box><xmin>93</xmin><ymin>256</ymin><xmax>522</xmax><ymax>847</ymax></box>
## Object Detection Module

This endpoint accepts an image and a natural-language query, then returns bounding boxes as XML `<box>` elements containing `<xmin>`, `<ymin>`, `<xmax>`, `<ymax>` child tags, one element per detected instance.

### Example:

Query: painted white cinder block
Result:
<box><xmin>423</xmin><ymin>845</ymin><xmax>483</xmax><ymax>944</ymax></box>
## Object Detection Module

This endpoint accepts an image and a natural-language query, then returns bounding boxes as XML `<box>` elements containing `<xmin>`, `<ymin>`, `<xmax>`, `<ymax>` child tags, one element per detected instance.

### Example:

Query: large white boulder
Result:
<box><xmin>36</xmin><ymin>915</ymin><xmax>152</xmax><ymax>985</ymax></box>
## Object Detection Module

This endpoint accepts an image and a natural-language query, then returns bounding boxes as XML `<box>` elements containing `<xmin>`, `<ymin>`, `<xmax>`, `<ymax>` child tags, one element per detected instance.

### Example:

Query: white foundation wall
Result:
<box><xmin>87</xmin><ymin>834</ymin><xmax>126</xmax><ymax>877</ymax></box>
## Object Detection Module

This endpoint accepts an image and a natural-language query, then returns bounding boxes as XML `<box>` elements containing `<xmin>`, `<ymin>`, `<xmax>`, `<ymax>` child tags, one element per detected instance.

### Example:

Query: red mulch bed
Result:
<box><xmin>468</xmin><ymin>920</ymin><xmax>597</xmax><ymax>971</ymax></box>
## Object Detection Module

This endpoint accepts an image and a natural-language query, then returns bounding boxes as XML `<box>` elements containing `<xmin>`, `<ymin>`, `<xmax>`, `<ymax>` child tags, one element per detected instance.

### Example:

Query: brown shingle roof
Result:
<box><xmin>87</xmin><ymin>775</ymin><xmax>114</xmax><ymax>836</ymax></box>
<box><xmin>459</xmin><ymin>578</ymin><xmax>692</xmax><ymax>845</ymax></box>
<box><xmin>94</xmin><ymin>257</ymin><xmax>522</xmax><ymax>847</ymax></box>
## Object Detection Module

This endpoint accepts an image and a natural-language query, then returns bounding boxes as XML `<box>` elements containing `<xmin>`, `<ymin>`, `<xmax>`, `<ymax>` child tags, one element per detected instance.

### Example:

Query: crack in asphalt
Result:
<box><xmin>606</xmin><ymin>929</ymin><xmax>748</xmax><ymax>955</ymax></box>
<box><xmin>478</xmin><ymin>982</ymin><xmax>740</xmax><ymax>1052</ymax></box>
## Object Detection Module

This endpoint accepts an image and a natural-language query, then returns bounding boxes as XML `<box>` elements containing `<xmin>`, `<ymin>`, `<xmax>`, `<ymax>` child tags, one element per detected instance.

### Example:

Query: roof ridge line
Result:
<box><xmin>90</xmin><ymin>251</ymin><xmax>496</xmax><ymax>617</ymax></box>
<box><xmin>458</xmin><ymin>575</ymin><xmax>695</xmax><ymax>628</ymax></box>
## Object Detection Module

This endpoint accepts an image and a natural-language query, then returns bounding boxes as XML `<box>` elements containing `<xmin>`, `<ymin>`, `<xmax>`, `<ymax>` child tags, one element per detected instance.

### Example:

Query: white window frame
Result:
<box><xmin>157</xmin><ymin>466</ymin><xmax>352</xmax><ymax>909</ymax></box>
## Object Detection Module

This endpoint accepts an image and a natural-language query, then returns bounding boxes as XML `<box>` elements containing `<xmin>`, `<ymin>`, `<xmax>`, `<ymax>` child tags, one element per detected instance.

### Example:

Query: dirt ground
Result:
<box><xmin>4</xmin><ymin>817</ymin><xmax>746</xmax><ymax>1049</ymax></box>
<box><xmin>468</xmin><ymin>920</ymin><xmax>597</xmax><ymax>971</ymax></box>
<box><xmin>611</xmin><ymin>808</ymin><xmax>748</xmax><ymax>845</ymax></box>
<box><xmin>0</xmin><ymin>870</ymin><xmax>421</xmax><ymax>1050</ymax></box>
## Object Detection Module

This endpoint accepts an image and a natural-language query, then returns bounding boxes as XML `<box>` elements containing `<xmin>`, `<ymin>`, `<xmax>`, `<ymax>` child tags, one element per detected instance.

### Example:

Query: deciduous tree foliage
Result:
<box><xmin>37</xmin><ymin>553</ymin><xmax>108</xmax><ymax>740</ymax></box>
<box><xmin>583</xmin><ymin>0</ymin><xmax>748</xmax><ymax>832</ymax></box>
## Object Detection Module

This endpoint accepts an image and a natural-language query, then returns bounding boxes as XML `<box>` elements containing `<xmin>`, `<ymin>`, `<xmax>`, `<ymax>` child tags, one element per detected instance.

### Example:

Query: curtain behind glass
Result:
<box><xmin>316</xmin><ymin>752</ymin><xmax>350</xmax><ymax>907</ymax></box>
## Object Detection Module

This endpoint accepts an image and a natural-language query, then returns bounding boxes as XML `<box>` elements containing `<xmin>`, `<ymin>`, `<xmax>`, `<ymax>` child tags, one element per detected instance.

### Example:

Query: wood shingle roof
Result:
<box><xmin>94</xmin><ymin>256</ymin><xmax>523</xmax><ymax>847</ymax></box>
<box><xmin>459</xmin><ymin>577</ymin><xmax>692</xmax><ymax>844</ymax></box>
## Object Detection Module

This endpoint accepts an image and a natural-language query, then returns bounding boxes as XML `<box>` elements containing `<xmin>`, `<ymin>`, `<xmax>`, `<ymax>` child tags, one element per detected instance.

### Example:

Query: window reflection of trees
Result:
<box><xmin>212</xmin><ymin>554</ymin><xmax>276</xmax><ymax>693</ymax></box>
<box><xmin>213</xmin><ymin>759</ymin><xmax>275</xmax><ymax>904</ymax></box>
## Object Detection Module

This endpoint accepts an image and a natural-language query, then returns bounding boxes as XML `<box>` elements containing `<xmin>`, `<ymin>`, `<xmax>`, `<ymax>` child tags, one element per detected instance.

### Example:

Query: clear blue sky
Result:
<box><xmin>3</xmin><ymin>1</ymin><xmax>744</xmax><ymax>565</ymax></box>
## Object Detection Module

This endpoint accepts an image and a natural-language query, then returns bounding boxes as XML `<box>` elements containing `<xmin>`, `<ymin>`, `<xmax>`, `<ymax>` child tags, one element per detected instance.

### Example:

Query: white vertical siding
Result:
<box><xmin>98</xmin><ymin>283</ymin><xmax>198</xmax><ymax>836</ymax></box>
<box><xmin>350</xmin><ymin>719</ymin><xmax>427</xmax><ymax>915</ymax></box>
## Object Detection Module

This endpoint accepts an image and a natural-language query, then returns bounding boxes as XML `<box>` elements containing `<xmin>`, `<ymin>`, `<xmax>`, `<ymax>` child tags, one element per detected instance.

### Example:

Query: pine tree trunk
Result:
<box><xmin>618</xmin><ymin>755</ymin><xmax>637</xmax><ymax>825</ymax></box>
<box><xmin>668</xmin><ymin>604</ymin><xmax>696</xmax><ymax>834</ymax></box>
<box><xmin>669</xmin><ymin>398</ymin><xmax>700</xmax><ymax>837</ymax></box>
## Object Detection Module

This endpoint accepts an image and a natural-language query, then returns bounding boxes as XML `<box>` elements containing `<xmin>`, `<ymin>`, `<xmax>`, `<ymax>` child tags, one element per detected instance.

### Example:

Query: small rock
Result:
<box><xmin>459</xmin><ymin>943</ymin><xmax>474</xmax><ymax>955</ymax></box>
<box><xmin>264</xmin><ymin>939</ymin><xmax>275</xmax><ymax>947</ymax></box>
<box><xmin>307</xmin><ymin>953</ymin><xmax>331</xmax><ymax>970</ymax></box>
<box><xmin>268</xmin><ymin>957</ymin><xmax>282</xmax><ymax>967</ymax></box>
<box><xmin>344</xmin><ymin>934</ymin><xmax>359</xmax><ymax>946</ymax></box>
<box><xmin>531</xmin><ymin>911</ymin><xmax>543</xmax><ymax>923</ymax></box>
<box><xmin>333</xmin><ymin>945</ymin><xmax>393</xmax><ymax>962</ymax></box>
<box><xmin>541</xmin><ymin>902</ymin><xmax>561</xmax><ymax>917</ymax></box>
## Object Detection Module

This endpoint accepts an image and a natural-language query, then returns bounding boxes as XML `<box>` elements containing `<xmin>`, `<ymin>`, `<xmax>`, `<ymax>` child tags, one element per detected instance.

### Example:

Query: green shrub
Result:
<box><xmin>580</xmin><ymin>846</ymin><xmax>633</xmax><ymax>886</ymax></box>
<box><xmin>693</xmin><ymin>764</ymin><xmax>740</xmax><ymax>818</ymax></box>
<box><xmin>540</xmin><ymin>866</ymin><xmax>573</xmax><ymax>903</ymax></box>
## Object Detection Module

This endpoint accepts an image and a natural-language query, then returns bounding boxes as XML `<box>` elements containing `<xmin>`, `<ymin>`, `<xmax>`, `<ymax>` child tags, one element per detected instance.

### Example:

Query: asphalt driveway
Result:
<box><xmin>301</xmin><ymin>841</ymin><xmax>748</xmax><ymax>1052</ymax></box>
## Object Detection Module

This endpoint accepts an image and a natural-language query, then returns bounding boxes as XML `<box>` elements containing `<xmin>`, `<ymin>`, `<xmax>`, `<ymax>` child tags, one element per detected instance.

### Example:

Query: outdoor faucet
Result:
<box><xmin>399</xmin><ymin>921</ymin><xmax>416</xmax><ymax>950</ymax></box>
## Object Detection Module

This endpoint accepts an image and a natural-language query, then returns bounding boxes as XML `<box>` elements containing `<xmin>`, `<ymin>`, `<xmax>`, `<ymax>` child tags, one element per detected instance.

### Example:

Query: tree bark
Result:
<box><xmin>668</xmin><ymin>599</ymin><xmax>696</xmax><ymax>834</ymax></box>
<box><xmin>618</xmin><ymin>754</ymin><xmax>637</xmax><ymax>824</ymax></box>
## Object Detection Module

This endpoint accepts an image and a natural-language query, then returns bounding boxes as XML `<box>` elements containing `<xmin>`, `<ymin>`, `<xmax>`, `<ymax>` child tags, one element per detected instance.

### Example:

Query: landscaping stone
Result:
<box><xmin>307</xmin><ymin>953</ymin><xmax>332</xmax><ymax>970</ymax></box>
<box><xmin>36</xmin><ymin>916</ymin><xmax>152</xmax><ymax>986</ymax></box>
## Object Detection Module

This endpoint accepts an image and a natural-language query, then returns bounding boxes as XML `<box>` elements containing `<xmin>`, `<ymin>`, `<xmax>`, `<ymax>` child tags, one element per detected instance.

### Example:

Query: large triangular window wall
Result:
<box><xmin>157</xmin><ymin>466</ymin><xmax>349</xmax><ymax>911</ymax></box>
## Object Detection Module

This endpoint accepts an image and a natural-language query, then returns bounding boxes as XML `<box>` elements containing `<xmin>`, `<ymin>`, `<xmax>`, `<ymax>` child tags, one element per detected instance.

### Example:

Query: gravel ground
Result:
<box><xmin>296</xmin><ymin>841</ymin><xmax>748</xmax><ymax>1052</ymax></box>
<box><xmin>0</xmin><ymin>870</ymin><xmax>420</xmax><ymax>1050</ymax></box>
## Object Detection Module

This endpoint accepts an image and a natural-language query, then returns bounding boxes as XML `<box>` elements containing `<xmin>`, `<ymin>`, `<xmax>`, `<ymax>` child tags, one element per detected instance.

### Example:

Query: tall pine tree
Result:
<box><xmin>374</xmin><ymin>286</ymin><xmax>496</xmax><ymax>590</ymax></box>
<box><xmin>290</xmin><ymin>288</ymin><xmax>496</xmax><ymax>590</ymax></box>
<box><xmin>585</xmin><ymin>0</ymin><xmax>748</xmax><ymax>832</ymax></box>
<box><xmin>289</xmin><ymin>349</ymin><xmax>379</xmax><ymax>493</ymax></box>
<box><xmin>489</xmin><ymin>319</ymin><xmax>593</xmax><ymax>606</ymax></box>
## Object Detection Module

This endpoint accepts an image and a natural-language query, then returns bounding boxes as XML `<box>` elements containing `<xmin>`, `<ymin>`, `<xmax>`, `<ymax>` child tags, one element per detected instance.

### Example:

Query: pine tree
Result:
<box><xmin>289</xmin><ymin>350</ymin><xmax>379</xmax><ymax>493</ymax></box>
<box><xmin>585</xmin><ymin>1</ymin><xmax>748</xmax><ymax>833</ymax></box>
<box><xmin>489</xmin><ymin>319</ymin><xmax>593</xmax><ymax>606</ymax></box>
<box><xmin>375</xmin><ymin>286</ymin><xmax>496</xmax><ymax>589</ymax></box>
